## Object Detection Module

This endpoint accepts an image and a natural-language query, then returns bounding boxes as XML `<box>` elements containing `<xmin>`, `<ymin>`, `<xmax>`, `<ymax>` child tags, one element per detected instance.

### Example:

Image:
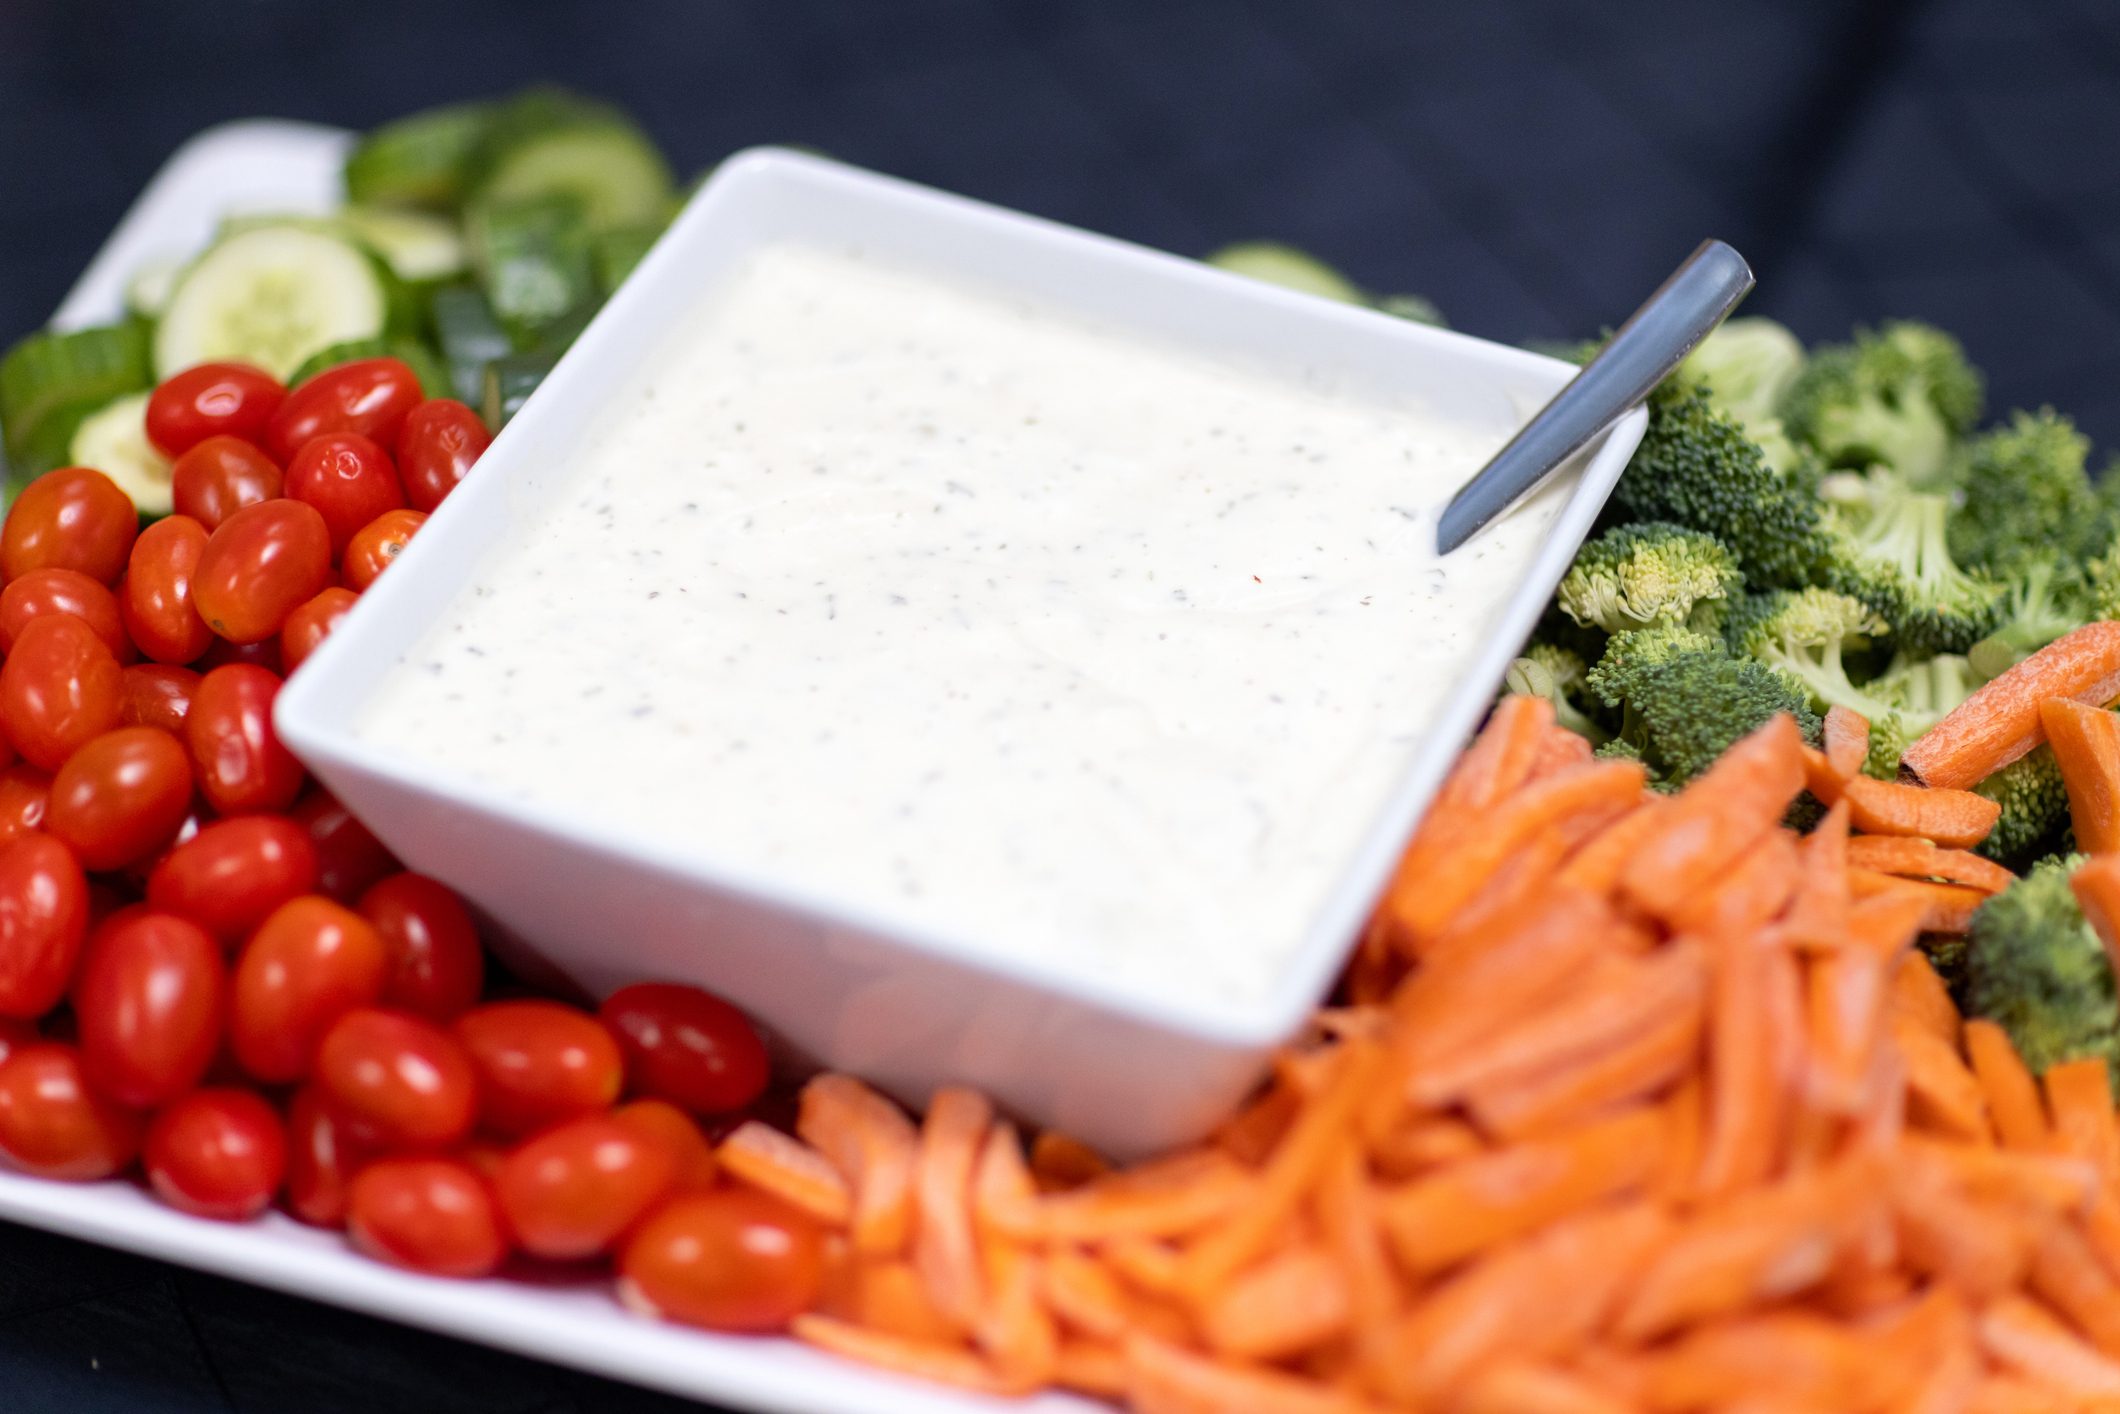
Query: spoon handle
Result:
<box><xmin>1435</xmin><ymin>238</ymin><xmax>1755</xmax><ymax>555</ymax></box>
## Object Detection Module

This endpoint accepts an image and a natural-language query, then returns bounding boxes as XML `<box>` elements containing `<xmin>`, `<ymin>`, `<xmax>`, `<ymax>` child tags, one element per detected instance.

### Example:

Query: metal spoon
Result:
<box><xmin>1435</xmin><ymin>238</ymin><xmax>1755</xmax><ymax>555</ymax></box>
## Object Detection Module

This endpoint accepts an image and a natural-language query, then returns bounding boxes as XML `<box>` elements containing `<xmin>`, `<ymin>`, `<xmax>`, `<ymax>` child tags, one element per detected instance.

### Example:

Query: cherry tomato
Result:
<box><xmin>341</xmin><ymin>509</ymin><xmax>425</xmax><ymax>592</ymax></box>
<box><xmin>0</xmin><ymin>1016</ymin><xmax>35</xmax><ymax>1068</ymax></box>
<box><xmin>191</xmin><ymin>499</ymin><xmax>331</xmax><ymax>645</ymax></box>
<box><xmin>0</xmin><ymin>467</ymin><xmax>138</xmax><ymax>585</ymax></box>
<box><xmin>0</xmin><ymin>1041</ymin><xmax>141</xmax><ymax>1179</ymax></box>
<box><xmin>359</xmin><ymin>873</ymin><xmax>483</xmax><ymax>1021</ymax></box>
<box><xmin>195</xmin><ymin>635</ymin><xmax>282</xmax><ymax>675</ymax></box>
<box><xmin>0</xmin><ymin>834</ymin><xmax>89</xmax><ymax>1018</ymax></box>
<box><xmin>494</xmin><ymin>1114</ymin><xmax>677</xmax><ymax>1260</ymax></box>
<box><xmin>74</xmin><ymin>908</ymin><xmax>221</xmax><ymax>1108</ymax></box>
<box><xmin>0</xmin><ymin>613</ymin><xmax>123</xmax><ymax>771</ymax></box>
<box><xmin>230</xmin><ymin>895</ymin><xmax>389</xmax><ymax>1084</ymax></box>
<box><xmin>145</xmin><ymin>363</ymin><xmax>285</xmax><ymax>458</ymax></box>
<box><xmin>289</xmin><ymin>789</ymin><xmax>397</xmax><ymax>904</ymax></box>
<box><xmin>315</xmin><ymin>1007</ymin><xmax>476</xmax><ymax>1151</ymax></box>
<box><xmin>118</xmin><ymin>516</ymin><xmax>213</xmax><ymax>665</ymax></box>
<box><xmin>0</xmin><ymin>568</ymin><xmax>128</xmax><ymax>660</ymax></box>
<box><xmin>143</xmin><ymin>1087</ymin><xmax>285</xmax><ymax>1221</ymax></box>
<box><xmin>453</xmin><ymin>1000</ymin><xmax>623</xmax><ymax>1137</ymax></box>
<box><xmin>147</xmin><ymin>815</ymin><xmax>318</xmax><ymax>945</ymax></box>
<box><xmin>280</xmin><ymin>587</ymin><xmax>359</xmax><ymax>675</ymax></box>
<box><xmin>119</xmin><ymin>664</ymin><xmax>199</xmax><ymax>737</ymax></box>
<box><xmin>44</xmin><ymin>728</ymin><xmax>193</xmax><ymax>873</ymax></box>
<box><xmin>396</xmin><ymin>399</ymin><xmax>491</xmax><ymax>512</ymax></box>
<box><xmin>169</xmin><ymin>434</ymin><xmax>284</xmax><ymax>531</ymax></box>
<box><xmin>284</xmin><ymin>433</ymin><xmax>406</xmax><ymax>560</ymax></box>
<box><xmin>599</xmin><ymin>982</ymin><xmax>769</xmax><ymax>1117</ymax></box>
<box><xmin>0</xmin><ymin>766</ymin><xmax>50</xmax><ymax>848</ymax></box>
<box><xmin>185</xmin><ymin>664</ymin><xmax>302</xmax><ymax>815</ymax></box>
<box><xmin>612</xmin><ymin>1099</ymin><xmax>719</xmax><ymax>1192</ymax></box>
<box><xmin>284</xmin><ymin>1084</ymin><xmax>374</xmax><ymax>1227</ymax></box>
<box><xmin>265</xmin><ymin>359</ymin><xmax>423</xmax><ymax>465</ymax></box>
<box><xmin>618</xmin><ymin>1189</ymin><xmax>825</xmax><ymax>1332</ymax></box>
<box><xmin>348</xmin><ymin>1155</ymin><xmax>509</xmax><ymax>1277</ymax></box>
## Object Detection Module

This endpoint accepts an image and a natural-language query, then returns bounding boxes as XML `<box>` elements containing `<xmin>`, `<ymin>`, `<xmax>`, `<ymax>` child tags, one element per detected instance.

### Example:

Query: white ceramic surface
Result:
<box><xmin>6</xmin><ymin>118</ymin><xmax>1097</xmax><ymax>1414</ymax></box>
<box><xmin>276</xmin><ymin>145</ymin><xmax>1645</xmax><ymax>1159</ymax></box>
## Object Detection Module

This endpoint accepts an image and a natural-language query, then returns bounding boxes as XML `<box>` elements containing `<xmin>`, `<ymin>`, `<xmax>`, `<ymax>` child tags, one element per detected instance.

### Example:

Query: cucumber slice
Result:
<box><xmin>343</xmin><ymin>100</ymin><xmax>495</xmax><ymax>211</ymax></box>
<box><xmin>430</xmin><ymin>286</ymin><xmax>513</xmax><ymax>404</ymax></box>
<box><xmin>126</xmin><ymin>256</ymin><xmax>186</xmax><ymax>320</ymax></box>
<box><xmin>1205</xmin><ymin>243</ymin><xmax>1365</xmax><ymax>304</ymax></box>
<box><xmin>340</xmin><ymin>206</ymin><xmax>467</xmax><ymax>283</ymax></box>
<box><xmin>481</xmin><ymin>351</ymin><xmax>558</xmax><ymax>429</ymax></box>
<box><xmin>593</xmin><ymin>221</ymin><xmax>665</xmax><ymax>298</ymax></box>
<box><xmin>67</xmin><ymin>391</ymin><xmax>174</xmax><ymax>516</ymax></box>
<box><xmin>287</xmin><ymin>338</ymin><xmax>454</xmax><ymax>402</ymax></box>
<box><xmin>468</xmin><ymin>195</ymin><xmax>594</xmax><ymax>345</ymax></box>
<box><xmin>0</xmin><ymin>323</ymin><xmax>151</xmax><ymax>466</ymax></box>
<box><xmin>468</xmin><ymin>92</ymin><xmax>673</xmax><ymax>235</ymax></box>
<box><xmin>154</xmin><ymin>226</ymin><xmax>393</xmax><ymax>380</ymax></box>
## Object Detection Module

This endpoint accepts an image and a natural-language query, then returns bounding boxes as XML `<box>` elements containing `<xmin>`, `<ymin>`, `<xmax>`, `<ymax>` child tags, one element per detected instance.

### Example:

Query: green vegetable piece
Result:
<box><xmin>153</xmin><ymin>225</ymin><xmax>397</xmax><ymax>380</ymax></box>
<box><xmin>1502</xmin><ymin>643</ymin><xmax>1606</xmax><ymax>744</ymax></box>
<box><xmin>467</xmin><ymin>88</ymin><xmax>675</xmax><ymax>236</ymax></box>
<box><xmin>430</xmin><ymin>285</ymin><xmax>514</xmax><ymax>405</ymax></box>
<box><xmin>594</xmin><ymin>221</ymin><xmax>668</xmax><ymax>299</ymax></box>
<box><xmin>1556</xmin><ymin>521</ymin><xmax>1742</xmax><ymax>634</ymax></box>
<box><xmin>1585</xmin><ymin>626</ymin><xmax>1816</xmax><ymax>790</ymax></box>
<box><xmin>67</xmin><ymin>390</ymin><xmax>173</xmax><ymax>516</ymax></box>
<box><xmin>1681</xmin><ymin>316</ymin><xmax>1806</xmax><ymax>430</ymax></box>
<box><xmin>1726</xmin><ymin>587</ymin><xmax>1897</xmax><ymax>721</ymax></box>
<box><xmin>480</xmin><ymin>351</ymin><xmax>559</xmax><ymax>429</ymax></box>
<box><xmin>1820</xmin><ymin>465</ymin><xmax>2004</xmax><ymax>654</ymax></box>
<box><xmin>1950</xmin><ymin>409</ymin><xmax>2105</xmax><ymax>583</ymax></box>
<box><xmin>1781</xmin><ymin>320</ymin><xmax>1983</xmax><ymax>489</ymax></box>
<box><xmin>0</xmin><ymin>322</ymin><xmax>151</xmax><ymax>466</ymax></box>
<box><xmin>468</xmin><ymin>194</ymin><xmax>595</xmax><ymax>346</ymax></box>
<box><xmin>1964</xmin><ymin>854</ymin><xmax>2120</xmax><ymax>1094</ymax></box>
<box><xmin>344</xmin><ymin>99</ymin><xmax>496</xmax><ymax>211</ymax></box>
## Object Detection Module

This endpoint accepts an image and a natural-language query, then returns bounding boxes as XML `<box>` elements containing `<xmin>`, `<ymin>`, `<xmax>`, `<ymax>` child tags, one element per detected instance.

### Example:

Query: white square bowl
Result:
<box><xmin>275</xmin><ymin>146</ymin><xmax>1645</xmax><ymax>1158</ymax></box>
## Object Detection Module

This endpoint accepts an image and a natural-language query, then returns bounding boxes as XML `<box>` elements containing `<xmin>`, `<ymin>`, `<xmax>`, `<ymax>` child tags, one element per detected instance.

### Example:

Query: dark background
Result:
<box><xmin>0</xmin><ymin>0</ymin><xmax>2116</xmax><ymax>1409</ymax></box>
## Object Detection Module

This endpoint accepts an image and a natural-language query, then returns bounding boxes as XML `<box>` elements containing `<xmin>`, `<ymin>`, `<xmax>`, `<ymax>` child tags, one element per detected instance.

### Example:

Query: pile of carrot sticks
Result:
<box><xmin>715</xmin><ymin>675</ymin><xmax>2120</xmax><ymax>1410</ymax></box>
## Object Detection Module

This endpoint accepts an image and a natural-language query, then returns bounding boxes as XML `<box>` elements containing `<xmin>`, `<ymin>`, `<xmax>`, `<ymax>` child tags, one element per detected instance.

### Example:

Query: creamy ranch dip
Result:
<box><xmin>356</xmin><ymin>243</ymin><xmax>1562</xmax><ymax>1005</ymax></box>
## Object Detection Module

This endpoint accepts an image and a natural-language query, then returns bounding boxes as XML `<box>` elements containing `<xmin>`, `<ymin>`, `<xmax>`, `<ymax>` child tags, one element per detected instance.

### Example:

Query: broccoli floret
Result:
<box><xmin>1610</xmin><ymin>376</ymin><xmax>1835</xmax><ymax>591</ymax></box>
<box><xmin>1587</xmin><ymin>628</ymin><xmax>1816</xmax><ymax>789</ymax></box>
<box><xmin>1782</xmin><ymin>321</ymin><xmax>1984</xmax><ymax>488</ymax></box>
<box><xmin>1503</xmin><ymin>644</ymin><xmax>1607</xmax><ymax>743</ymax></box>
<box><xmin>1950</xmin><ymin>410</ymin><xmax>2103</xmax><ymax>580</ymax></box>
<box><xmin>1556</xmin><ymin>522</ymin><xmax>1743</xmax><ymax>634</ymax></box>
<box><xmin>1727</xmin><ymin>587</ymin><xmax>1898</xmax><ymax>720</ymax></box>
<box><xmin>1820</xmin><ymin>466</ymin><xmax>2004</xmax><ymax>653</ymax></box>
<box><xmin>1966</xmin><ymin>558</ymin><xmax>2086</xmax><ymax>681</ymax></box>
<box><xmin>1682</xmin><ymin>317</ymin><xmax>1806</xmax><ymax>428</ymax></box>
<box><xmin>1964</xmin><ymin>855</ymin><xmax>2120</xmax><ymax>1092</ymax></box>
<box><xmin>1975</xmin><ymin>750</ymin><xmax>2072</xmax><ymax>869</ymax></box>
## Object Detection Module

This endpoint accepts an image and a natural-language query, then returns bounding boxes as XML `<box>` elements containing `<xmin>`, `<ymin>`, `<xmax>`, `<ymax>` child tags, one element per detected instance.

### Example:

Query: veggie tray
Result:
<box><xmin>1</xmin><ymin>88</ymin><xmax>2119</xmax><ymax>1414</ymax></box>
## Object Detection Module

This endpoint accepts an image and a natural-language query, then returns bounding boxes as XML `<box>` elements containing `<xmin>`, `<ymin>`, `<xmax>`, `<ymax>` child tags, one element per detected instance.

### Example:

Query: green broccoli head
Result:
<box><xmin>1503</xmin><ymin>642</ymin><xmax>1607</xmax><ymax>743</ymax></box>
<box><xmin>1820</xmin><ymin>466</ymin><xmax>2004</xmax><ymax>653</ymax></box>
<box><xmin>1966</xmin><ymin>557</ymin><xmax>2088</xmax><ymax>681</ymax></box>
<box><xmin>1681</xmin><ymin>317</ymin><xmax>1806</xmax><ymax>431</ymax></box>
<box><xmin>1782</xmin><ymin>321</ymin><xmax>1985</xmax><ymax>488</ymax></box>
<box><xmin>1610</xmin><ymin>376</ymin><xmax>1836</xmax><ymax>591</ymax></box>
<box><xmin>1556</xmin><ymin>522</ymin><xmax>1743</xmax><ymax>634</ymax></box>
<box><xmin>1949</xmin><ymin>410</ymin><xmax>2103</xmax><ymax>582</ymax></box>
<box><xmin>1587</xmin><ymin>628</ymin><xmax>1817</xmax><ymax>789</ymax></box>
<box><xmin>1726</xmin><ymin>587</ymin><xmax>1897</xmax><ymax>719</ymax></box>
<box><xmin>1964</xmin><ymin>855</ymin><xmax>2120</xmax><ymax>1090</ymax></box>
<box><xmin>1974</xmin><ymin>749</ymin><xmax>2072</xmax><ymax>869</ymax></box>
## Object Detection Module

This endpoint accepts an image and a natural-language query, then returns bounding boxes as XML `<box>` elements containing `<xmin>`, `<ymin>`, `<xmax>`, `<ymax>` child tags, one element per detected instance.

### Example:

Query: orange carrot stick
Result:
<box><xmin>1806</xmin><ymin>942</ymin><xmax>1890</xmax><ymax>1115</ymax></box>
<box><xmin>2030</xmin><ymin>1221</ymin><xmax>2120</xmax><ymax>1355</ymax></box>
<box><xmin>718</xmin><ymin>1120</ymin><xmax>853</xmax><ymax>1226</ymax></box>
<box><xmin>817</xmin><ymin>1257</ymin><xmax>965</xmax><ymax>1344</ymax></box>
<box><xmin>1975</xmin><ymin>1293</ymin><xmax>2120</xmax><ymax>1395</ymax></box>
<box><xmin>2041</xmin><ymin>697</ymin><xmax>2120</xmax><ymax>853</ymax></box>
<box><xmin>1666</xmin><ymin>828</ymin><xmax>1802</xmax><ymax>937</ymax></box>
<box><xmin>1903</xmin><ymin>622</ymin><xmax>2120</xmax><ymax>789</ymax></box>
<box><xmin>1891</xmin><ymin>951</ymin><xmax>1963</xmax><ymax>1049</ymax></box>
<box><xmin>2045</xmin><ymin>1058</ymin><xmax>2120</xmax><ymax>1184</ymax></box>
<box><xmin>1781</xmin><ymin>799</ymin><xmax>1851</xmax><ymax>951</ymax></box>
<box><xmin>791</xmin><ymin>1314</ymin><xmax>1014</xmax><ymax>1394</ymax></box>
<box><xmin>1053</xmin><ymin>1340</ymin><xmax>1128</xmax><ymax>1399</ymax></box>
<box><xmin>1891</xmin><ymin>1013</ymin><xmax>1991</xmax><ymax>1142</ymax></box>
<box><xmin>1848</xmin><ymin>870</ymin><xmax>1987</xmax><ymax>933</ymax></box>
<box><xmin>1825</xmin><ymin>704</ymin><xmax>1870</xmax><ymax>782</ymax></box>
<box><xmin>1463</xmin><ymin>993</ymin><xmax>1703</xmax><ymax>1141</ymax></box>
<box><xmin>912</xmin><ymin>1087</ymin><xmax>992</xmax><ymax>1326</ymax></box>
<box><xmin>1452</xmin><ymin>1363</ymin><xmax>1637</xmax><ymax>1414</ymax></box>
<box><xmin>1841</xmin><ymin>775</ymin><xmax>2001</xmax><ymax>848</ymax></box>
<box><xmin>1642</xmin><ymin>1311</ymin><xmax>1886</xmax><ymax>1412</ymax></box>
<box><xmin>1621</xmin><ymin>713</ymin><xmax>1807</xmax><ymax>918</ymax></box>
<box><xmin>2069</xmin><ymin>852</ymin><xmax>2120</xmax><ymax>982</ymax></box>
<box><xmin>1366</xmin><ymin>1116</ymin><xmax>1483</xmax><ymax>1180</ymax></box>
<box><xmin>1124</xmin><ymin>1334</ymin><xmax>1388</xmax><ymax>1414</ymax></box>
<box><xmin>1528</xmin><ymin>722</ymin><xmax>1596</xmax><ymax>778</ymax></box>
<box><xmin>1695</xmin><ymin>935</ymin><xmax>1791</xmax><ymax>1198</ymax></box>
<box><xmin>1028</xmin><ymin>1132</ymin><xmax>1109</xmax><ymax>1192</ymax></box>
<box><xmin>1845</xmin><ymin>835</ymin><xmax>2016</xmax><ymax>893</ymax></box>
<box><xmin>797</xmin><ymin>1075</ymin><xmax>919</xmax><ymax>1256</ymax></box>
<box><xmin>1197</xmin><ymin>1244</ymin><xmax>1351</xmax><ymax>1361</ymax></box>
<box><xmin>1015</xmin><ymin>1151</ymin><xmax>1255</xmax><ymax>1244</ymax></box>
<box><xmin>1962</xmin><ymin>1020</ymin><xmax>2049</xmax><ymax>1151</ymax></box>
<box><xmin>1392</xmin><ymin>885</ymin><xmax>1617</xmax><ymax>1065</ymax></box>
<box><xmin>1388</xmin><ymin>759</ymin><xmax>1647</xmax><ymax>944</ymax></box>
<box><xmin>1554</xmin><ymin>799</ymin><xmax>1667</xmax><ymax>895</ymax></box>
<box><xmin>1380</xmin><ymin>1106</ymin><xmax>1663</xmax><ymax>1274</ymax></box>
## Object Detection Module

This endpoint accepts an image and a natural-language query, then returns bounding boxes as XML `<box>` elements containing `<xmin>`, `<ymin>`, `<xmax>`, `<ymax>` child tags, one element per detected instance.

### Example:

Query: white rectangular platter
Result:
<box><xmin>5</xmin><ymin>118</ymin><xmax>1093</xmax><ymax>1414</ymax></box>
